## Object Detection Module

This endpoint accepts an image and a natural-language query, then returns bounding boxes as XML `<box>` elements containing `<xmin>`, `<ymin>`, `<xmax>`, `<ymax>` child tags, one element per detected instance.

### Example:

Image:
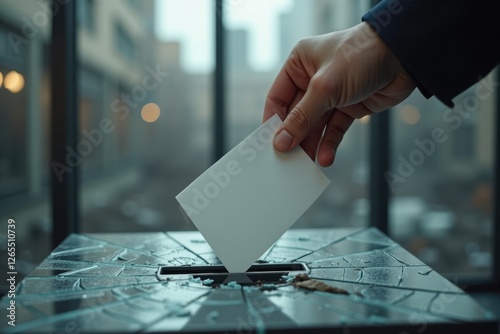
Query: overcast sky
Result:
<box><xmin>155</xmin><ymin>0</ymin><xmax>292</xmax><ymax>73</ymax></box>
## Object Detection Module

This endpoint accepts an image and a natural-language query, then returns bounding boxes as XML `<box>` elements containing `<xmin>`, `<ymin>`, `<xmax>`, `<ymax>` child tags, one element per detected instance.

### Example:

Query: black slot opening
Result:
<box><xmin>159</xmin><ymin>263</ymin><xmax>306</xmax><ymax>275</ymax></box>
<box><xmin>158</xmin><ymin>262</ymin><xmax>309</xmax><ymax>285</ymax></box>
<box><xmin>160</xmin><ymin>265</ymin><xmax>228</xmax><ymax>275</ymax></box>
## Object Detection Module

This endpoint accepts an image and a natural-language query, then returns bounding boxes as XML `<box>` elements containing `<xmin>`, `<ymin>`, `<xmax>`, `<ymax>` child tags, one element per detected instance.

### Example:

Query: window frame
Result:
<box><xmin>51</xmin><ymin>0</ymin><xmax>79</xmax><ymax>248</ymax></box>
<box><xmin>50</xmin><ymin>0</ymin><xmax>500</xmax><ymax>290</ymax></box>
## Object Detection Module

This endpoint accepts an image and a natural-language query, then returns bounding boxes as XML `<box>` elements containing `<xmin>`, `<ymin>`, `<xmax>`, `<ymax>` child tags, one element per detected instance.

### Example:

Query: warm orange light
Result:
<box><xmin>359</xmin><ymin>115</ymin><xmax>370</xmax><ymax>124</ymax></box>
<box><xmin>141</xmin><ymin>103</ymin><xmax>161</xmax><ymax>123</ymax></box>
<box><xmin>400</xmin><ymin>105</ymin><xmax>420</xmax><ymax>125</ymax></box>
<box><xmin>0</xmin><ymin>72</ymin><xmax>3</xmax><ymax>88</ymax></box>
<box><xmin>4</xmin><ymin>71</ymin><xmax>25</xmax><ymax>93</ymax></box>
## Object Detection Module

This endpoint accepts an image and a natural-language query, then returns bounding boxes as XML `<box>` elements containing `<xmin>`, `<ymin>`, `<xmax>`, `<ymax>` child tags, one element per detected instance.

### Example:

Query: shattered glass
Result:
<box><xmin>1</xmin><ymin>228</ymin><xmax>497</xmax><ymax>333</ymax></box>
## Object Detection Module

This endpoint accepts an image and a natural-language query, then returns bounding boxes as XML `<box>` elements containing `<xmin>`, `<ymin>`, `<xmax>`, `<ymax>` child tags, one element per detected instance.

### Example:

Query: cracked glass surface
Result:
<box><xmin>1</xmin><ymin>228</ymin><xmax>497</xmax><ymax>333</ymax></box>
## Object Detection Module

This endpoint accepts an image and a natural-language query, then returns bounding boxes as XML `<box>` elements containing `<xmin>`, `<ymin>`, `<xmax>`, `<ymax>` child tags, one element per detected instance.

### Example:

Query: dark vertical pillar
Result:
<box><xmin>368</xmin><ymin>0</ymin><xmax>390</xmax><ymax>234</ymax></box>
<box><xmin>51</xmin><ymin>0</ymin><xmax>79</xmax><ymax>248</ymax></box>
<box><xmin>214</xmin><ymin>0</ymin><xmax>226</xmax><ymax>161</ymax></box>
<box><xmin>369</xmin><ymin>112</ymin><xmax>390</xmax><ymax>233</ymax></box>
<box><xmin>494</xmin><ymin>70</ymin><xmax>500</xmax><ymax>289</ymax></box>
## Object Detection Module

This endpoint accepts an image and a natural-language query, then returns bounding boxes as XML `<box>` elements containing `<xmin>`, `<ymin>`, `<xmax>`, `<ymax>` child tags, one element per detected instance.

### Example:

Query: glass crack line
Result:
<box><xmin>392</xmin><ymin>290</ymin><xmax>415</xmax><ymax>305</ymax></box>
<box><xmin>275</xmin><ymin>239</ymin><xmax>317</xmax><ymax>251</ymax></box>
<box><xmin>357</xmin><ymin>268</ymin><xmax>364</xmax><ymax>282</ymax></box>
<box><xmin>166</xmin><ymin>236</ymin><xmax>211</xmax><ymax>265</ymax></box>
<box><xmin>384</xmin><ymin>249</ymin><xmax>410</xmax><ymax>266</ymax></box>
<box><xmin>86</xmin><ymin>233</ymin><xmax>186</xmax><ymax>262</ymax></box>
<box><xmin>309</xmin><ymin>264</ymin><xmax>424</xmax><ymax>269</ymax></box>
<box><xmin>301</xmin><ymin>248</ymin><xmax>393</xmax><ymax>265</ymax></box>
<box><xmin>397</xmin><ymin>267</ymin><xmax>405</xmax><ymax>287</ymax></box>
<box><xmin>242</xmin><ymin>291</ymin><xmax>266</xmax><ymax>334</ymax></box>
<box><xmin>58</xmin><ymin>265</ymin><xmax>99</xmax><ymax>276</ymax></box>
<box><xmin>290</xmin><ymin>251</ymin><xmax>313</xmax><ymax>261</ymax></box>
<box><xmin>294</xmin><ymin>228</ymin><xmax>370</xmax><ymax>260</ymax></box>
<box><xmin>6</xmin><ymin>294</ymin><xmax>148</xmax><ymax>333</ymax></box>
<box><xmin>50</xmin><ymin>244</ymin><xmax>104</xmax><ymax>256</ymax></box>
<box><xmin>276</xmin><ymin>245</ymin><xmax>315</xmax><ymax>252</ymax></box>
<box><xmin>304</xmin><ymin>277</ymin><xmax>466</xmax><ymax>295</ymax></box>
<box><xmin>77</xmin><ymin>277</ymin><xmax>83</xmax><ymax>290</ymax></box>
<box><xmin>426</xmin><ymin>292</ymin><xmax>440</xmax><ymax>313</ymax></box>
<box><xmin>346</xmin><ymin>237</ymin><xmax>394</xmax><ymax>247</ymax></box>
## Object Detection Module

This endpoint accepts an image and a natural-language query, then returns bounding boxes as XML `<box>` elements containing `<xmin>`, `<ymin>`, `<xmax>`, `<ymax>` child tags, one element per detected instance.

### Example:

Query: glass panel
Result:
<box><xmin>3</xmin><ymin>228</ymin><xmax>496</xmax><ymax>332</ymax></box>
<box><xmin>0</xmin><ymin>1</ymin><xmax>52</xmax><ymax>284</ymax></box>
<box><xmin>389</xmin><ymin>72</ymin><xmax>497</xmax><ymax>279</ymax></box>
<box><xmin>78</xmin><ymin>0</ymin><xmax>213</xmax><ymax>233</ymax></box>
<box><xmin>226</xmin><ymin>0</ymin><xmax>371</xmax><ymax>229</ymax></box>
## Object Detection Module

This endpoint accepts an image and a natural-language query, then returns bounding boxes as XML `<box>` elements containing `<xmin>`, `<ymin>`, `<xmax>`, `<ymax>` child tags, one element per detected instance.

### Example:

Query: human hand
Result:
<box><xmin>263</xmin><ymin>22</ymin><xmax>416</xmax><ymax>167</ymax></box>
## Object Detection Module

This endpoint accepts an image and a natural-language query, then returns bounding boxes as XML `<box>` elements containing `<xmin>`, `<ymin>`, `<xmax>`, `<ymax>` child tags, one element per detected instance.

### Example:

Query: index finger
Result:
<box><xmin>263</xmin><ymin>65</ymin><xmax>299</xmax><ymax>123</ymax></box>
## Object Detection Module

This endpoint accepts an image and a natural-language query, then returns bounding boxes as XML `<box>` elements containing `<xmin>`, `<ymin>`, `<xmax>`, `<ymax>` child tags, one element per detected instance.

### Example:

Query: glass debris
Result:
<box><xmin>292</xmin><ymin>275</ymin><xmax>349</xmax><ymax>295</ymax></box>
<box><xmin>1</xmin><ymin>228</ymin><xmax>497</xmax><ymax>333</ymax></box>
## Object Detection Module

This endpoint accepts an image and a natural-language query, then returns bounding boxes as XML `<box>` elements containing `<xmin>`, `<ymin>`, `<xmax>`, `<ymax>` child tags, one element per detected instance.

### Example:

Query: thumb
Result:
<box><xmin>273</xmin><ymin>80</ymin><xmax>334</xmax><ymax>152</ymax></box>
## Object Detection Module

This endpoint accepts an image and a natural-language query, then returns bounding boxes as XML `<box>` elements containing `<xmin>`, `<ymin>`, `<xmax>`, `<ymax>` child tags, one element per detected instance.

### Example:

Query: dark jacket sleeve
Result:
<box><xmin>362</xmin><ymin>0</ymin><xmax>500</xmax><ymax>107</ymax></box>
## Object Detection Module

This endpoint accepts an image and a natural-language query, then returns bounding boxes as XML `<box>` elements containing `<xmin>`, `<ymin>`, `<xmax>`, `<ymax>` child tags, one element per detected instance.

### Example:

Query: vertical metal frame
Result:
<box><xmin>467</xmin><ymin>69</ymin><xmax>500</xmax><ymax>291</ymax></box>
<box><xmin>368</xmin><ymin>0</ymin><xmax>390</xmax><ymax>234</ymax></box>
<box><xmin>493</xmin><ymin>69</ymin><xmax>500</xmax><ymax>290</ymax></box>
<box><xmin>369</xmin><ymin>112</ymin><xmax>390</xmax><ymax>234</ymax></box>
<box><xmin>214</xmin><ymin>0</ymin><xmax>226</xmax><ymax>161</ymax></box>
<box><xmin>365</xmin><ymin>0</ymin><xmax>500</xmax><ymax>290</ymax></box>
<box><xmin>50</xmin><ymin>0</ymin><xmax>79</xmax><ymax>248</ymax></box>
<box><xmin>368</xmin><ymin>0</ymin><xmax>390</xmax><ymax>236</ymax></box>
<box><xmin>367</xmin><ymin>75</ymin><xmax>499</xmax><ymax>290</ymax></box>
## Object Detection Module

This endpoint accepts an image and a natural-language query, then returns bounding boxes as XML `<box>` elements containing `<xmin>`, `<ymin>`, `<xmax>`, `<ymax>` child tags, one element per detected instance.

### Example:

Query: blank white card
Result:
<box><xmin>176</xmin><ymin>115</ymin><xmax>330</xmax><ymax>273</ymax></box>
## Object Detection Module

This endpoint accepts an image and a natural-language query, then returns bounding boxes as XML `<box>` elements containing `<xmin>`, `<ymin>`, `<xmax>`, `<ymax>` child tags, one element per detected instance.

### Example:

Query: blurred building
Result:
<box><xmin>227</xmin><ymin>29</ymin><xmax>275</xmax><ymax>146</ymax></box>
<box><xmin>77</xmin><ymin>0</ymin><xmax>157</xmax><ymax>209</ymax></box>
<box><xmin>0</xmin><ymin>1</ymin><xmax>53</xmax><ymax>275</ymax></box>
<box><xmin>0</xmin><ymin>2</ymin><xmax>50</xmax><ymax>204</ymax></box>
<box><xmin>77</xmin><ymin>1</ymin><xmax>204</xmax><ymax>233</ymax></box>
<box><xmin>0</xmin><ymin>0</ymin><xmax>177</xmax><ymax>276</ymax></box>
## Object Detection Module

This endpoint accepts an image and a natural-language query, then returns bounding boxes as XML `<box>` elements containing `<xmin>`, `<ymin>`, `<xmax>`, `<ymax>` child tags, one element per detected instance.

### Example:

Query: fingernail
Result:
<box><xmin>274</xmin><ymin>129</ymin><xmax>293</xmax><ymax>151</ymax></box>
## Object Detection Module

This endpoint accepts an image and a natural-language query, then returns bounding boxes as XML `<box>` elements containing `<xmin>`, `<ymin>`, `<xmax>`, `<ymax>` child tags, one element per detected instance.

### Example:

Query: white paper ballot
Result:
<box><xmin>176</xmin><ymin>115</ymin><xmax>330</xmax><ymax>273</ymax></box>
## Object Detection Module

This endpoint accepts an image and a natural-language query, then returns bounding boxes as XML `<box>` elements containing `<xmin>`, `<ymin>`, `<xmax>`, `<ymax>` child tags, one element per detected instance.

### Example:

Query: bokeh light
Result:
<box><xmin>141</xmin><ymin>103</ymin><xmax>161</xmax><ymax>123</ymax></box>
<box><xmin>4</xmin><ymin>71</ymin><xmax>25</xmax><ymax>93</ymax></box>
<box><xmin>0</xmin><ymin>72</ymin><xmax>3</xmax><ymax>88</ymax></box>
<box><xmin>400</xmin><ymin>105</ymin><xmax>420</xmax><ymax>125</ymax></box>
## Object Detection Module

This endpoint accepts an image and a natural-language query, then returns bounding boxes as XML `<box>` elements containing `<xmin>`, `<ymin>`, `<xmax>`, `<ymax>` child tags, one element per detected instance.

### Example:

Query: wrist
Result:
<box><xmin>361</xmin><ymin>22</ymin><xmax>414</xmax><ymax>84</ymax></box>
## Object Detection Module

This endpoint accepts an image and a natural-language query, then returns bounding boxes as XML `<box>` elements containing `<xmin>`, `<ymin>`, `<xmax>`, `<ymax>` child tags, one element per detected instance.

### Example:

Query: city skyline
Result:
<box><xmin>155</xmin><ymin>0</ymin><xmax>292</xmax><ymax>73</ymax></box>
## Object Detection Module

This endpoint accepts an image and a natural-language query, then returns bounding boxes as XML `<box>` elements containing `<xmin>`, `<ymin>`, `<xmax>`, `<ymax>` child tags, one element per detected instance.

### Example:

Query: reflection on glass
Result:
<box><xmin>389</xmin><ymin>73</ymin><xmax>496</xmax><ymax>279</ymax></box>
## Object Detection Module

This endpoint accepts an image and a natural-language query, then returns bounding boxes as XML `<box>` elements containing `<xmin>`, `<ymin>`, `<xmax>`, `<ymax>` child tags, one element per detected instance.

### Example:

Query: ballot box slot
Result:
<box><xmin>157</xmin><ymin>262</ymin><xmax>309</xmax><ymax>285</ymax></box>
